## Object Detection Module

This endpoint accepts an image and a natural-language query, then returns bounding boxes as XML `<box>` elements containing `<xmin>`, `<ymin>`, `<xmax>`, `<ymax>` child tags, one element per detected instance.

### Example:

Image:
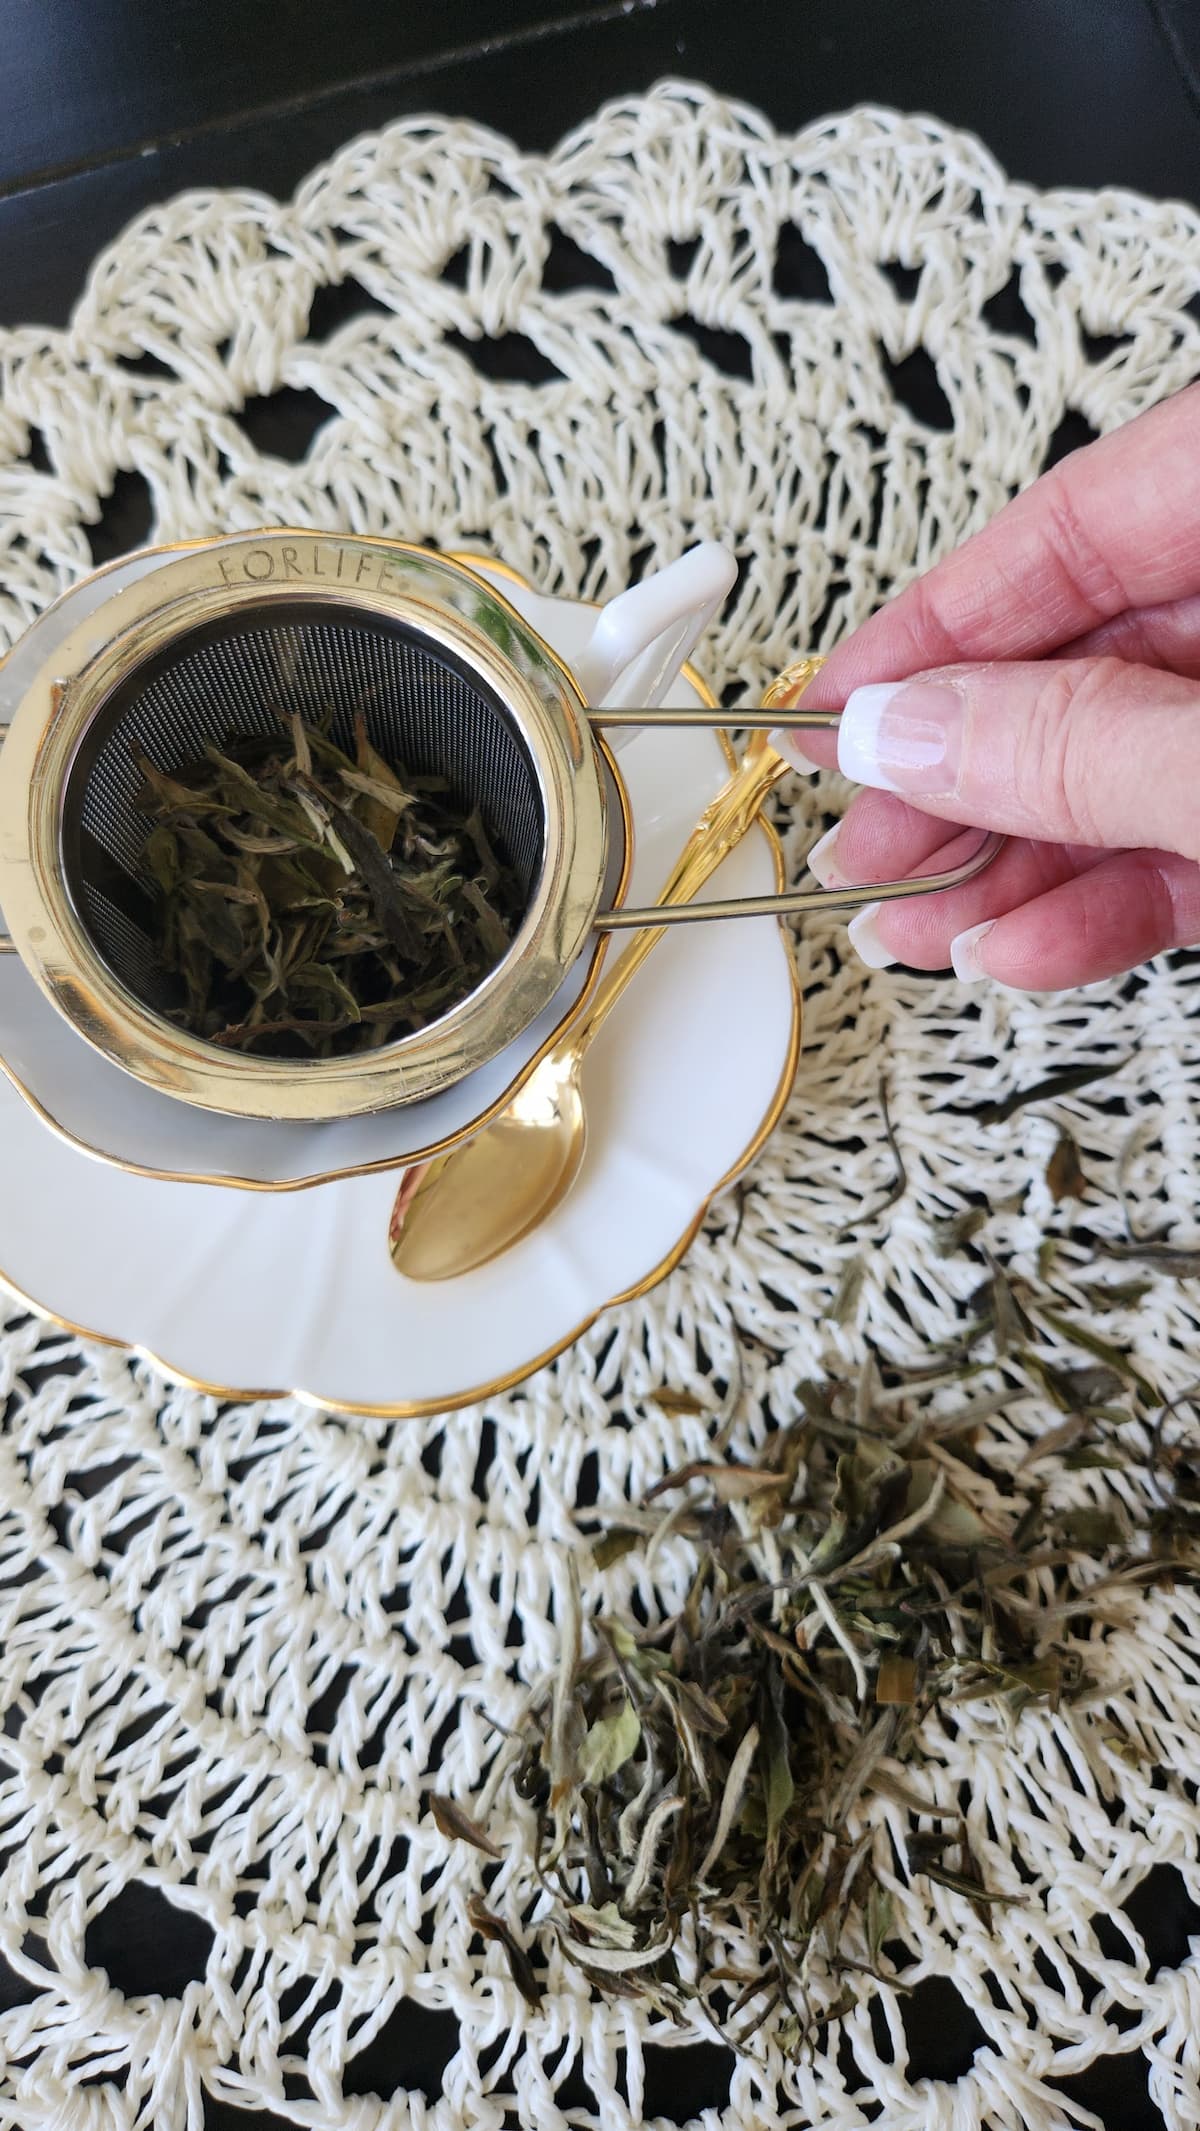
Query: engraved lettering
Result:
<box><xmin>280</xmin><ymin>543</ymin><xmax>302</xmax><ymax>579</ymax></box>
<box><xmin>243</xmin><ymin>549</ymin><xmax>275</xmax><ymax>581</ymax></box>
<box><xmin>376</xmin><ymin>560</ymin><xmax>399</xmax><ymax>595</ymax></box>
<box><xmin>355</xmin><ymin>553</ymin><xmax>375</xmax><ymax>584</ymax></box>
<box><xmin>336</xmin><ymin>548</ymin><xmax>346</xmax><ymax>579</ymax></box>
<box><xmin>218</xmin><ymin>556</ymin><xmax>238</xmax><ymax>585</ymax></box>
<box><xmin>311</xmin><ymin>543</ymin><xmax>329</xmax><ymax>578</ymax></box>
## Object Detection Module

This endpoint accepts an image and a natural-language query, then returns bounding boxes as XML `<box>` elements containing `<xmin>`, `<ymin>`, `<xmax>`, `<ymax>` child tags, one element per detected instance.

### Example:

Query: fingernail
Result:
<box><xmin>837</xmin><ymin>679</ymin><xmax>965</xmax><ymax>797</ymax></box>
<box><xmin>846</xmin><ymin>901</ymin><xmax>896</xmax><ymax>970</ymax></box>
<box><xmin>950</xmin><ymin>920</ymin><xmax>995</xmax><ymax>982</ymax></box>
<box><xmin>806</xmin><ymin>824</ymin><xmax>842</xmax><ymax>887</ymax></box>
<box><xmin>769</xmin><ymin>726</ymin><xmax>823</xmax><ymax>774</ymax></box>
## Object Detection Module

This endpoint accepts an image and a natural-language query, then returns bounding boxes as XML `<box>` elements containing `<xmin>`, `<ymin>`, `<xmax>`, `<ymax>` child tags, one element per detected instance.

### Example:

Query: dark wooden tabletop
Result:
<box><xmin>3</xmin><ymin>4</ymin><xmax>1200</xmax><ymax>2127</ymax></box>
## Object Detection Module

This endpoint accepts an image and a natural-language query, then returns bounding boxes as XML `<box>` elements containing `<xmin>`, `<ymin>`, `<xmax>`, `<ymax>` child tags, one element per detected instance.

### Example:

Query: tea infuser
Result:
<box><xmin>0</xmin><ymin>532</ymin><xmax>1000</xmax><ymax>1122</ymax></box>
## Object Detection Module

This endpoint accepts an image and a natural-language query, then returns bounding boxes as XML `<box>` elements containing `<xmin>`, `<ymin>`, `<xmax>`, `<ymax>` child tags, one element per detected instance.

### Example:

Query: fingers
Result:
<box><xmin>823</xmin><ymin>830</ymin><xmax>1101</xmax><ymax>973</ymax></box>
<box><xmin>833</xmin><ymin>655</ymin><xmax>1200</xmax><ymax>860</ymax></box>
<box><xmin>1059</xmin><ymin>591</ymin><xmax>1200</xmax><ymax>678</ymax></box>
<box><xmin>771</xmin><ymin>597</ymin><xmax>1200</xmax><ymax>778</ymax></box>
<box><xmin>793</xmin><ymin>382</ymin><xmax>1200</xmax><ymax>715</ymax></box>
<box><xmin>949</xmin><ymin>848</ymin><xmax>1200</xmax><ymax>990</ymax></box>
<box><xmin>820</xmin><ymin>832</ymin><xmax>1200</xmax><ymax>988</ymax></box>
<box><xmin>805</xmin><ymin>788</ymin><xmax>960</xmax><ymax>890</ymax></box>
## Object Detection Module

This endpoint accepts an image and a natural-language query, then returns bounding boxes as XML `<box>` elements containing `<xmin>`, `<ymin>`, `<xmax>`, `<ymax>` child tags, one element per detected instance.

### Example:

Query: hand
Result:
<box><xmin>772</xmin><ymin>383</ymin><xmax>1200</xmax><ymax>989</ymax></box>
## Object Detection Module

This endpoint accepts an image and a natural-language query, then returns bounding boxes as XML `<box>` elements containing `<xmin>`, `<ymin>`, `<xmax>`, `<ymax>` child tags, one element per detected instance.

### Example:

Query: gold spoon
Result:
<box><xmin>389</xmin><ymin>660</ymin><xmax>827</xmax><ymax>1282</ymax></box>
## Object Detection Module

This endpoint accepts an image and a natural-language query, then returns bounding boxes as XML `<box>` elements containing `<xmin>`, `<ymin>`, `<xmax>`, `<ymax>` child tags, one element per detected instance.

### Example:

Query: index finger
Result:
<box><xmin>804</xmin><ymin>380</ymin><xmax>1200</xmax><ymax>711</ymax></box>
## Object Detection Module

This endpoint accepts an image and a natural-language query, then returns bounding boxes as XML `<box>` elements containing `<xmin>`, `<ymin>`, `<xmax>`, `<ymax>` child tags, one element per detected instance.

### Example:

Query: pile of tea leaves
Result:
<box><xmin>434</xmin><ymin>1194</ymin><xmax>1200</xmax><ymax>2051</ymax></box>
<box><xmin>134</xmin><ymin>711</ymin><xmax>524</xmax><ymax>1056</ymax></box>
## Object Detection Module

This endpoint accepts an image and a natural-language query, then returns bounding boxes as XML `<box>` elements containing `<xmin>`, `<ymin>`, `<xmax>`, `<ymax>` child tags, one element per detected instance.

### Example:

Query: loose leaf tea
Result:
<box><xmin>437</xmin><ymin>1243</ymin><xmax>1195</xmax><ymax>2051</ymax></box>
<box><xmin>970</xmin><ymin>1055</ymin><xmax>1129</xmax><ymax>1125</ymax></box>
<box><xmin>1097</xmin><ymin>1237</ymin><xmax>1200</xmax><ymax>1277</ymax></box>
<box><xmin>1046</xmin><ymin>1128</ymin><xmax>1089</xmax><ymax>1203</ymax></box>
<box><xmin>429</xmin><ymin>1793</ymin><xmax>503</xmax><ymax>1859</ymax></box>
<box><xmin>133</xmin><ymin>712</ymin><xmax>525</xmax><ymax>1056</ymax></box>
<box><xmin>838</xmin><ymin>1075</ymin><xmax>906</xmax><ymax>1237</ymax></box>
<box><xmin>420</xmin><ymin>1047</ymin><xmax>1197</xmax><ymax>2055</ymax></box>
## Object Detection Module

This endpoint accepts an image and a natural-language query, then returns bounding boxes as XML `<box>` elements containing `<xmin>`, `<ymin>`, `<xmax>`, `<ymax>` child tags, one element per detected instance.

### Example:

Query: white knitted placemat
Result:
<box><xmin>1</xmin><ymin>80</ymin><xmax>1199</xmax><ymax>2131</ymax></box>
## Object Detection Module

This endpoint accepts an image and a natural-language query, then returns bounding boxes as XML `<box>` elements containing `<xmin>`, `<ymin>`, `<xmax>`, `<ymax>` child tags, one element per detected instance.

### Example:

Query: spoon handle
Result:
<box><xmin>572</xmin><ymin>735</ymin><xmax>787</xmax><ymax>1051</ymax></box>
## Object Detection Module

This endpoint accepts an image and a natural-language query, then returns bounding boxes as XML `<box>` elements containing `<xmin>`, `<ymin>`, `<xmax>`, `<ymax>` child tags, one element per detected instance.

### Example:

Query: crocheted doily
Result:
<box><xmin>1</xmin><ymin>82</ymin><xmax>1199</xmax><ymax>2131</ymax></box>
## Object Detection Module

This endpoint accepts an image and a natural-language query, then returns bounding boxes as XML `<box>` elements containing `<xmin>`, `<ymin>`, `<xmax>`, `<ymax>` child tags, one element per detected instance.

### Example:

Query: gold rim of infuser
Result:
<box><xmin>0</xmin><ymin>533</ymin><xmax>612</xmax><ymax>1122</ymax></box>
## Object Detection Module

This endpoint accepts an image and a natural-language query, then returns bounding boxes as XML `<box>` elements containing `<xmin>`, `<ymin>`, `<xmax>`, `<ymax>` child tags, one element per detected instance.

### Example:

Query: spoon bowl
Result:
<box><xmin>388</xmin><ymin>1054</ymin><xmax>587</xmax><ymax>1280</ymax></box>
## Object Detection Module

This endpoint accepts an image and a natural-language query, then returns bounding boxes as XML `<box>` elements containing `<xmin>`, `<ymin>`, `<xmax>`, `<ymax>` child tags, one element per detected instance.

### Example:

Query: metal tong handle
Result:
<box><xmin>591</xmin><ymin>655</ymin><xmax>1004</xmax><ymax>931</ymax></box>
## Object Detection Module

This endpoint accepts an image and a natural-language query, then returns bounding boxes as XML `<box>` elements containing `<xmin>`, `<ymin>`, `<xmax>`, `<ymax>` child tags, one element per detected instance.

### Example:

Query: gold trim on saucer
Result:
<box><xmin>0</xmin><ymin>660</ymin><xmax>802</xmax><ymax>1418</ymax></box>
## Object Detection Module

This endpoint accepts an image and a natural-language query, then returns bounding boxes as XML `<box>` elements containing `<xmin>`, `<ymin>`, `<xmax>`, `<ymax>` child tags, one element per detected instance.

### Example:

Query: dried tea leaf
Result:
<box><xmin>1031</xmin><ymin>1303</ymin><xmax>1158</xmax><ymax>1402</ymax></box>
<box><xmin>577</xmin><ymin>1699</ymin><xmax>641</xmax><ymax>1786</ymax></box>
<box><xmin>1021</xmin><ymin>1354</ymin><xmax>1126</xmax><ymax>1415</ymax></box>
<box><xmin>931</xmin><ymin>1205</ymin><xmax>988</xmax><ymax>1256</ymax></box>
<box><xmin>1046</xmin><ymin>1129</ymin><xmax>1089</xmax><ymax>1203</ymax></box>
<box><xmin>972</xmin><ymin>1055</ymin><xmax>1128</xmax><ymax>1125</ymax></box>
<box><xmin>591</xmin><ymin>1529</ymin><xmax>642</xmax><ymax>1569</ymax></box>
<box><xmin>839</xmin><ymin>1075</ymin><xmax>907</xmax><ymax>1237</ymax></box>
<box><xmin>467</xmin><ymin>1895</ymin><xmax>543</xmax><ymax>2008</ymax></box>
<box><xmin>430</xmin><ymin>1793</ymin><xmax>503</xmax><ymax>1860</ymax></box>
<box><xmin>461</xmin><ymin>876</ymin><xmax>512</xmax><ymax>959</ymax></box>
<box><xmin>565</xmin><ymin>1899</ymin><xmax>637</xmax><ymax>1949</ymax></box>
<box><xmin>1017</xmin><ymin>1414</ymin><xmax>1090</xmax><ymax>1469</ymax></box>
<box><xmin>875</xmin><ymin>1655</ymin><xmax>917</xmax><ymax>1706</ymax></box>
<box><xmin>925</xmin><ymin>1492</ymin><xmax>992</xmax><ymax>1550</ymax></box>
<box><xmin>1056</xmin><ymin>1506</ymin><xmax>1128</xmax><ymax>1549</ymax></box>
<box><xmin>648</xmin><ymin>1387</ymin><xmax>712</xmax><ymax>1418</ymax></box>
<box><xmin>645</xmin><ymin>1462</ymin><xmax>791</xmax><ymax>1504</ymax></box>
<box><xmin>662</xmin><ymin>1676</ymin><xmax>728</xmax><ymax>1738</ymax></box>
<box><xmin>1076</xmin><ymin>1278</ymin><xmax>1155</xmax><ymax>1310</ymax></box>
<box><xmin>987</xmin><ymin>1260</ymin><xmax>1035</xmax><ymax>1356</ymax></box>
<box><xmin>448</xmin><ymin>1149</ymin><xmax>1188</xmax><ymax>2065</ymax></box>
<box><xmin>916</xmin><ymin>1860</ymin><xmax>1020</xmax><ymax>1906</ymax></box>
<box><xmin>1097</xmin><ymin>1237</ymin><xmax>1200</xmax><ymax>1277</ymax></box>
<box><xmin>828</xmin><ymin>1255</ymin><xmax>867</xmax><ymax>1325</ymax></box>
<box><xmin>760</xmin><ymin>1700</ymin><xmax>795</xmax><ymax>1860</ymax></box>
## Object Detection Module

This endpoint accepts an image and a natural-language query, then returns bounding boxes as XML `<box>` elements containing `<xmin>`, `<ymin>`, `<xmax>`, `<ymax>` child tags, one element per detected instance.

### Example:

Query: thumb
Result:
<box><xmin>835</xmin><ymin>656</ymin><xmax>1200</xmax><ymax>860</ymax></box>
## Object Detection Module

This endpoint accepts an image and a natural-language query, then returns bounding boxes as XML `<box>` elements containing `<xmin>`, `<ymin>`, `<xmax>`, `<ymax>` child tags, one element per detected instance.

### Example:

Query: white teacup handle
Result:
<box><xmin>572</xmin><ymin>543</ymin><xmax>736</xmax><ymax>734</ymax></box>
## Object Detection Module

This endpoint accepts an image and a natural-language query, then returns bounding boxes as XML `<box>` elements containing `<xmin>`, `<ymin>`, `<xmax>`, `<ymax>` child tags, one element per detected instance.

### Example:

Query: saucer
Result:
<box><xmin>0</xmin><ymin>569</ymin><xmax>800</xmax><ymax>1414</ymax></box>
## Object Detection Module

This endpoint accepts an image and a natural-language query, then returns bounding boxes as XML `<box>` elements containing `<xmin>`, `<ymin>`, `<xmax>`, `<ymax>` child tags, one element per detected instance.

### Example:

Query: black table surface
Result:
<box><xmin>3</xmin><ymin>4</ymin><xmax>1200</xmax><ymax>2127</ymax></box>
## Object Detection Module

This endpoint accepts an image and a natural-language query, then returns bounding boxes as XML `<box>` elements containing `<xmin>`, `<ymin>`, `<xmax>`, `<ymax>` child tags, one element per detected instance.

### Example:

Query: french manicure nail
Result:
<box><xmin>806</xmin><ymin>824</ymin><xmax>842</xmax><ymax>887</ymax></box>
<box><xmin>837</xmin><ymin>679</ymin><xmax>965</xmax><ymax>797</ymax></box>
<box><xmin>950</xmin><ymin>919</ymin><xmax>995</xmax><ymax>982</ymax></box>
<box><xmin>768</xmin><ymin>725</ymin><xmax>823</xmax><ymax>774</ymax></box>
<box><xmin>846</xmin><ymin>901</ymin><xmax>897</xmax><ymax>970</ymax></box>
